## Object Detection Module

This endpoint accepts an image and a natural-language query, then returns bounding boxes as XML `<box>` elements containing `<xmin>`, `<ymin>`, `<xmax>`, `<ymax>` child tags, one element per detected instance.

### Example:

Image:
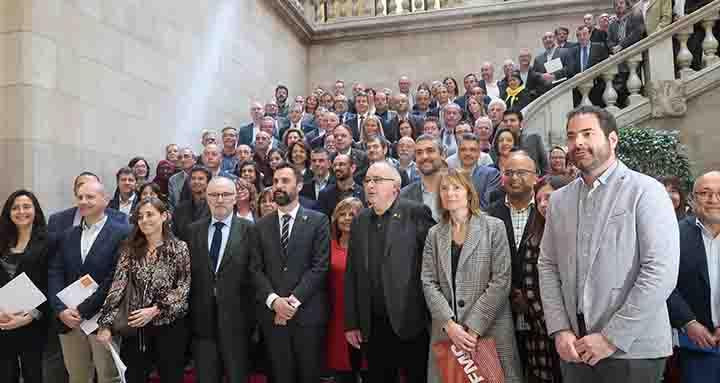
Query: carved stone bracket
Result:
<box><xmin>647</xmin><ymin>80</ymin><xmax>687</xmax><ymax>118</ymax></box>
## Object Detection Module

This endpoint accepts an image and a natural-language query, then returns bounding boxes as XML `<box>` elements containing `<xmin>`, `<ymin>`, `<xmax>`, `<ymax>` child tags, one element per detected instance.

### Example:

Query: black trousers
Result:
<box><xmin>120</xmin><ymin>318</ymin><xmax>189</xmax><ymax>383</ymax></box>
<box><xmin>560</xmin><ymin>357</ymin><xmax>666</xmax><ymax>383</ymax></box>
<box><xmin>42</xmin><ymin>330</ymin><xmax>68</xmax><ymax>383</ymax></box>
<box><xmin>0</xmin><ymin>349</ymin><xmax>43</xmax><ymax>383</ymax></box>
<box><xmin>334</xmin><ymin>346</ymin><xmax>366</xmax><ymax>383</ymax></box>
<box><xmin>262</xmin><ymin>320</ymin><xmax>325</xmax><ymax>383</ymax></box>
<box><xmin>364</xmin><ymin>314</ymin><xmax>429</xmax><ymax>383</ymax></box>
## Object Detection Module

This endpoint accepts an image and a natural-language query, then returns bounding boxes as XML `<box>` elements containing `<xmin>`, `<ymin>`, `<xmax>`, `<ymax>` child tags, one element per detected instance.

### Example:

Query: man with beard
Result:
<box><xmin>400</xmin><ymin>135</ymin><xmax>446</xmax><ymax>222</ymax></box>
<box><xmin>275</xmin><ymin>85</ymin><xmax>290</xmax><ymax>117</ymax></box>
<box><xmin>539</xmin><ymin>106</ymin><xmax>679</xmax><ymax>382</ymax></box>
<box><xmin>300</xmin><ymin>147</ymin><xmax>334</xmax><ymax>201</ymax></box>
<box><xmin>503</xmin><ymin>110</ymin><xmax>548</xmax><ymax>174</ymax></box>
<box><xmin>668</xmin><ymin>171</ymin><xmax>720</xmax><ymax>382</ymax></box>
<box><xmin>487</xmin><ymin>151</ymin><xmax>539</xmax><ymax>368</ymax></box>
<box><xmin>316</xmin><ymin>154</ymin><xmax>365</xmax><ymax>216</ymax></box>
<box><xmin>344</xmin><ymin>161</ymin><xmax>435</xmax><ymax>383</ymax></box>
<box><xmin>173</xmin><ymin>165</ymin><xmax>211</xmax><ymax>243</ymax></box>
<box><xmin>374</xmin><ymin>92</ymin><xmax>399</xmax><ymax>143</ymax></box>
<box><xmin>220</xmin><ymin>126</ymin><xmax>239</xmax><ymax>173</ymax></box>
<box><xmin>364</xmin><ymin>135</ymin><xmax>410</xmax><ymax>188</ymax></box>
<box><xmin>330</xmin><ymin>124</ymin><xmax>369</xmax><ymax>184</ymax></box>
<box><xmin>395</xmin><ymin>136</ymin><xmax>420</xmax><ymax>184</ymax></box>
<box><xmin>251</xmin><ymin>163</ymin><xmax>330</xmax><ymax>383</ymax></box>
<box><xmin>239</xmin><ymin>102</ymin><xmax>266</xmax><ymax>146</ymax></box>
<box><xmin>392</xmin><ymin>93</ymin><xmax>424</xmax><ymax>137</ymax></box>
<box><xmin>488</xmin><ymin>99</ymin><xmax>507</xmax><ymax>136</ymax></box>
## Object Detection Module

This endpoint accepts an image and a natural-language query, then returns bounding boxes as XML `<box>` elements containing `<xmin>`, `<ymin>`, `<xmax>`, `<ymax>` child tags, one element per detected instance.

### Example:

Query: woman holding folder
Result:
<box><xmin>96</xmin><ymin>197</ymin><xmax>191</xmax><ymax>383</ymax></box>
<box><xmin>0</xmin><ymin>190</ymin><xmax>49</xmax><ymax>383</ymax></box>
<box><xmin>421</xmin><ymin>169</ymin><xmax>522</xmax><ymax>383</ymax></box>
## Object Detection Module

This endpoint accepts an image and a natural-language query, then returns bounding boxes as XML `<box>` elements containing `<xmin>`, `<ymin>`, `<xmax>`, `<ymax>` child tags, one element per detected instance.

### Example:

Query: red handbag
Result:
<box><xmin>432</xmin><ymin>338</ymin><xmax>505</xmax><ymax>383</ymax></box>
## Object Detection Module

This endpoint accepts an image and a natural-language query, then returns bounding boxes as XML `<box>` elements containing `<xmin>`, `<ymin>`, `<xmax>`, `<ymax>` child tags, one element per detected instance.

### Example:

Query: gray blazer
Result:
<box><xmin>422</xmin><ymin>214</ymin><xmax>522</xmax><ymax>383</ymax></box>
<box><xmin>538</xmin><ymin>161</ymin><xmax>679</xmax><ymax>359</ymax></box>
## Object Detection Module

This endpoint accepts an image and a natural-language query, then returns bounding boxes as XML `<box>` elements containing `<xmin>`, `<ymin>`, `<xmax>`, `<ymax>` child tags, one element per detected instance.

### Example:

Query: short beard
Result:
<box><xmin>273</xmin><ymin>191</ymin><xmax>294</xmax><ymax>206</ymax></box>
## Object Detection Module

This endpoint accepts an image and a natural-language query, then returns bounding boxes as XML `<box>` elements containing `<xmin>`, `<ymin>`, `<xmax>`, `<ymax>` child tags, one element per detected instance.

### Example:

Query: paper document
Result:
<box><xmin>109</xmin><ymin>341</ymin><xmax>127</xmax><ymax>383</ymax></box>
<box><xmin>57</xmin><ymin>274</ymin><xmax>99</xmax><ymax>334</ymax></box>
<box><xmin>0</xmin><ymin>272</ymin><xmax>47</xmax><ymax>314</ymax></box>
<box><xmin>545</xmin><ymin>57</ymin><xmax>564</xmax><ymax>74</ymax></box>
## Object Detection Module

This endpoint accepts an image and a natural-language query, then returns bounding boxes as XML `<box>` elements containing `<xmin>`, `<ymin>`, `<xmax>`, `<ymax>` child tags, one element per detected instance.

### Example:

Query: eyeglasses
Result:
<box><xmin>503</xmin><ymin>169</ymin><xmax>536</xmax><ymax>178</ymax></box>
<box><xmin>207</xmin><ymin>192</ymin><xmax>236</xmax><ymax>200</ymax></box>
<box><xmin>363</xmin><ymin>177</ymin><xmax>395</xmax><ymax>185</ymax></box>
<box><xmin>694</xmin><ymin>191</ymin><xmax>720</xmax><ymax>202</ymax></box>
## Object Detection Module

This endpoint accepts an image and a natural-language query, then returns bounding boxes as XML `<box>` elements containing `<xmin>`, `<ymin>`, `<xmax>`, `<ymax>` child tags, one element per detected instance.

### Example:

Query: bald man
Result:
<box><xmin>49</xmin><ymin>181</ymin><xmax>132</xmax><ymax>383</ymax></box>
<box><xmin>669</xmin><ymin>171</ymin><xmax>720</xmax><ymax>382</ymax></box>
<box><xmin>239</xmin><ymin>102</ymin><xmax>266</xmax><ymax>146</ymax></box>
<box><xmin>345</xmin><ymin>161</ymin><xmax>435</xmax><ymax>383</ymax></box>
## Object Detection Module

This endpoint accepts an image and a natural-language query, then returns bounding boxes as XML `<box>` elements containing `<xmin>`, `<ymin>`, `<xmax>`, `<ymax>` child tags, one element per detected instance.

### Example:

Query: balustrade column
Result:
<box><xmin>412</xmin><ymin>0</ymin><xmax>426</xmax><ymax>12</ymax></box>
<box><xmin>626</xmin><ymin>54</ymin><xmax>646</xmax><ymax>105</ymax></box>
<box><xmin>701</xmin><ymin>15</ymin><xmax>719</xmax><ymax>67</ymax></box>
<box><xmin>602</xmin><ymin>66</ymin><xmax>620</xmax><ymax>113</ymax></box>
<box><xmin>675</xmin><ymin>27</ymin><xmax>695</xmax><ymax>78</ymax></box>
<box><xmin>577</xmin><ymin>81</ymin><xmax>594</xmax><ymax>106</ymax></box>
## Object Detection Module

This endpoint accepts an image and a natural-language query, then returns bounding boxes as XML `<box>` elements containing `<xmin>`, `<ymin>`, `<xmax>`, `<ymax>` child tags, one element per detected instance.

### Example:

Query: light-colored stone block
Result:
<box><xmin>19</xmin><ymin>32</ymin><xmax>58</xmax><ymax>89</ymax></box>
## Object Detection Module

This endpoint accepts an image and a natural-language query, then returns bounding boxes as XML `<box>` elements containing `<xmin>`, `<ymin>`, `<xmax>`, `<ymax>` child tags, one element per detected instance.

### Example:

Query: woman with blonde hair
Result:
<box><xmin>359</xmin><ymin>115</ymin><xmax>385</xmax><ymax>150</ymax></box>
<box><xmin>422</xmin><ymin>169</ymin><xmax>522</xmax><ymax>383</ymax></box>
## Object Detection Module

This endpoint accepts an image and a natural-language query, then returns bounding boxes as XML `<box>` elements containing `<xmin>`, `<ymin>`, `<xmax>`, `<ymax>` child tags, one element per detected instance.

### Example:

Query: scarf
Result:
<box><xmin>505</xmin><ymin>85</ymin><xmax>526</xmax><ymax>108</ymax></box>
<box><xmin>152</xmin><ymin>160</ymin><xmax>175</xmax><ymax>195</ymax></box>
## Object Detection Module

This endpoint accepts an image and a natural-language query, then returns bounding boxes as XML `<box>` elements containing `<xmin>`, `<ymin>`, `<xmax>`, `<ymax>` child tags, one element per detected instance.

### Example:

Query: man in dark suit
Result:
<box><xmin>555</xmin><ymin>26</ymin><xmax>578</xmax><ymax>49</ymax></box>
<box><xmin>305</xmin><ymin>111</ymin><xmax>338</xmax><ymax>150</ymax></box>
<box><xmin>486</xmin><ymin>152</ymin><xmax>538</xmax><ymax>368</ymax></box>
<box><xmin>392</xmin><ymin>93</ymin><xmax>424</xmax><ymax>137</ymax></box>
<box><xmin>48</xmin><ymin>180</ymin><xmax>131</xmax><ymax>383</ymax></box>
<box><xmin>300</xmin><ymin>147</ymin><xmax>335</xmax><ymax>201</ymax></box>
<box><xmin>316</xmin><ymin>154</ymin><xmax>365</xmax><ymax>216</ymax></box>
<box><xmin>608</xmin><ymin>0</ymin><xmax>646</xmax><ymax>106</ymax></box>
<box><xmin>331</xmin><ymin>124</ymin><xmax>370</xmax><ymax>185</ymax></box>
<box><xmin>48</xmin><ymin>174</ymin><xmax>128</xmax><ymax>232</ymax></box>
<box><xmin>534</xmin><ymin>32</ymin><xmax>567</xmax><ymax>74</ymax></box>
<box><xmin>344</xmin><ymin>92</ymin><xmax>372</xmax><ymax>142</ymax></box>
<box><xmin>278</xmin><ymin>103</ymin><xmax>304</xmax><ymax>142</ymax></box>
<box><xmin>345</xmin><ymin>161</ymin><xmax>435</xmax><ymax>383</ymax></box>
<box><xmin>189</xmin><ymin>176</ymin><xmax>257</xmax><ymax>383</ymax></box>
<box><xmin>455</xmin><ymin>73</ymin><xmax>479</xmax><ymax>111</ymax></box>
<box><xmin>239</xmin><ymin>102</ymin><xmax>266</xmax><ymax>146</ymax></box>
<box><xmin>251</xmin><ymin>163</ymin><xmax>330</xmax><ymax>383</ymax></box>
<box><xmin>410</xmin><ymin>90</ymin><xmax>435</xmax><ymax>119</ymax></box>
<box><xmin>565</xmin><ymin>25</ymin><xmax>610</xmax><ymax>106</ymax></box>
<box><xmin>668</xmin><ymin>171</ymin><xmax>720</xmax><ymax>383</ymax></box>
<box><xmin>399</xmin><ymin>134</ymin><xmax>445</xmax><ymax>222</ymax></box>
<box><xmin>172</xmin><ymin>165</ymin><xmax>211</xmax><ymax>244</ymax></box>
<box><xmin>333</xmin><ymin>95</ymin><xmax>355</xmax><ymax>125</ymax></box>
<box><xmin>503</xmin><ymin>110</ymin><xmax>549</xmax><ymax>174</ymax></box>
<box><xmin>374</xmin><ymin>91</ymin><xmax>399</xmax><ymax>143</ymax></box>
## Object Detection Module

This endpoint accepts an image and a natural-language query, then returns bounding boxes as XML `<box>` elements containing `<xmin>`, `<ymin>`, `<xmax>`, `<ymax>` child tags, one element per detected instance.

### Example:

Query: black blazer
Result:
<box><xmin>172</xmin><ymin>199</ymin><xmax>210</xmax><ymax>244</ymax></box>
<box><xmin>608</xmin><ymin>12</ymin><xmax>646</xmax><ymax>52</ymax></box>
<box><xmin>486</xmin><ymin>200</ymin><xmax>536</xmax><ymax>291</ymax></box>
<box><xmin>345</xmin><ymin>199</ymin><xmax>435</xmax><ymax>340</ymax></box>
<box><xmin>48</xmin><ymin>219</ymin><xmax>131</xmax><ymax>330</ymax></box>
<box><xmin>47</xmin><ymin>207</ymin><xmax>127</xmax><ymax>234</ymax></box>
<box><xmin>108</xmin><ymin>192</ymin><xmax>139</xmax><ymax>214</ymax></box>
<box><xmin>251</xmin><ymin>206</ymin><xmax>330</xmax><ymax>326</ymax></box>
<box><xmin>239</xmin><ymin>122</ymin><xmax>256</xmax><ymax>146</ymax></box>
<box><xmin>668</xmin><ymin>217</ymin><xmax>714</xmax><ymax>330</ymax></box>
<box><xmin>189</xmin><ymin>217</ymin><xmax>257</xmax><ymax>340</ymax></box>
<box><xmin>343</xmin><ymin>115</ymin><xmax>365</xmax><ymax>142</ymax></box>
<box><xmin>315</xmin><ymin>182</ymin><xmax>366</xmax><ymax>216</ymax></box>
<box><xmin>565</xmin><ymin>42</ymin><xmax>610</xmax><ymax>78</ymax></box>
<box><xmin>300</xmin><ymin>175</ymin><xmax>336</xmax><ymax>201</ymax></box>
<box><xmin>503</xmin><ymin>88</ymin><xmax>532</xmax><ymax>112</ymax></box>
<box><xmin>331</xmin><ymin>149</ymin><xmax>370</xmax><ymax>186</ymax></box>
<box><xmin>519</xmin><ymin>132</ymin><xmax>549</xmax><ymax>174</ymax></box>
<box><xmin>375</xmin><ymin>110</ymin><xmax>400</xmax><ymax>143</ymax></box>
<box><xmin>0</xmin><ymin>236</ymin><xmax>49</xmax><ymax>354</ymax></box>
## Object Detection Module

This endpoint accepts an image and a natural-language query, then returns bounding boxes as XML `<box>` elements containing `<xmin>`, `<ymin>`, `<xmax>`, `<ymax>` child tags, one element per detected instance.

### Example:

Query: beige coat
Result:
<box><xmin>421</xmin><ymin>214</ymin><xmax>523</xmax><ymax>383</ymax></box>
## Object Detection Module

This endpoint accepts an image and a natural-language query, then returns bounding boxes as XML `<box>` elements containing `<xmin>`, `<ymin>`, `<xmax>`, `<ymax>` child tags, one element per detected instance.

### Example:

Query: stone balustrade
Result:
<box><xmin>302</xmin><ymin>0</ymin><xmax>467</xmax><ymax>23</ymax></box>
<box><xmin>523</xmin><ymin>0</ymin><xmax>720</xmax><ymax>148</ymax></box>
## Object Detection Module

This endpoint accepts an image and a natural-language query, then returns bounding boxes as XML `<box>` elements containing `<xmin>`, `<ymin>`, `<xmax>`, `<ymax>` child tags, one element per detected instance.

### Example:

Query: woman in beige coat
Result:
<box><xmin>421</xmin><ymin>169</ymin><xmax>522</xmax><ymax>383</ymax></box>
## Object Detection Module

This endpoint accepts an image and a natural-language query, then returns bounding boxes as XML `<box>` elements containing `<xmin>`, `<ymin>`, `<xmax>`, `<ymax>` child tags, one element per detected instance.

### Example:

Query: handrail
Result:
<box><xmin>523</xmin><ymin>0</ymin><xmax>720</xmax><ymax>118</ymax></box>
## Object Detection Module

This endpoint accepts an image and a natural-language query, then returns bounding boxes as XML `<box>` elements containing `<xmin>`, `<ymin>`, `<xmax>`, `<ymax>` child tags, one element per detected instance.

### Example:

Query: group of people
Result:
<box><xmin>2</xmin><ymin>1</ymin><xmax>720</xmax><ymax>382</ymax></box>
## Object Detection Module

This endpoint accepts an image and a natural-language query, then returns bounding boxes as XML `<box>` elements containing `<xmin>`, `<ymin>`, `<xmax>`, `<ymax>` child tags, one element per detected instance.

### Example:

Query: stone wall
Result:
<box><xmin>0</xmin><ymin>0</ymin><xmax>308</xmax><ymax>212</ymax></box>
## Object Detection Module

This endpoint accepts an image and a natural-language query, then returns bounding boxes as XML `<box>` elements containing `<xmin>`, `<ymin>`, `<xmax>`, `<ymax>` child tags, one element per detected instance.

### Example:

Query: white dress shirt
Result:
<box><xmin>81</xmin><ymin>215</ymin><xmax>108</xmax><ymax>263</ymax></box>
<box><xmin>486</xmin><ymin>82</ymin><xmax>500</xmax><ymax>99</ymax></box>
<box><xmin>118</xmin><ymin>193</ymin><xmax>136</xmax><ymax>216</ymax></box>
<box><xmin>208</xmin><ymin>214</ymin><xmax>233</xmax><ymax>273</ymax></box>
<box><xmin>266</xmin><ymin>203</ymin><xmax>302</xmax><ymax>309</ymax></box>
<box><xmin>698</xmin><ymin>218</ymin><xmax>720</xmax><ymax>327</ymax></box>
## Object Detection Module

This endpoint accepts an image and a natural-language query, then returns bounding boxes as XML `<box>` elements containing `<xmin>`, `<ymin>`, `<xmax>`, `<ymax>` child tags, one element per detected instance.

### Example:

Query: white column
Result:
<box><xmin>701</xmin><ymin>16</ymin><xmax>719</xmax><ymax>67</ymax></box>
<box><xmin>675</xmin><ymin>27</ymin><xmax>695</xmax><ymax>79</ymax></box>
<box><xmin>626</xmin><ymin>54</ymin><xmax>646</xmax><ymax>105</ymax></box>
<box><xmin>577</xmin><ymin>81</ymin><xmax>594</xmax><ymax>106</ymax></box>
<box><xmin>602</xmin><ymin>66</ymin><xmax>620</xmax><ymax>113</ymax></box>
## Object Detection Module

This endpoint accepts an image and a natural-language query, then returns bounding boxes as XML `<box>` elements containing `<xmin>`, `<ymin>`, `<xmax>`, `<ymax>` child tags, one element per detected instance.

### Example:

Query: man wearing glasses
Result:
<box><xmin>345</xmin><ymin>161</ymin><xmax>435</xmax><ymax>383</ymax></box>
<box><xmin>188</xmin><ymin>176</ymin><xmax>257</xmax><ymax>383</ymax></box>
<box><xmin>487</xmin><ymin>151</ymin><xmax>539</xmax><ymax>369</ymax></box>
<box><xmin>669</xmin><ymin>171</ymin><xmax>720</xmax><ymax>382</ymax></box>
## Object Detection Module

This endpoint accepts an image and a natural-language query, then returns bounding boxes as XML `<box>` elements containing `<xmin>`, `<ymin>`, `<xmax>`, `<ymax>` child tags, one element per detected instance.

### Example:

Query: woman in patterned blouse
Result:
<box><xmin>97</xmin><ymin>197</ymin><xmax>191</xmax><ymax>383</ymax></box>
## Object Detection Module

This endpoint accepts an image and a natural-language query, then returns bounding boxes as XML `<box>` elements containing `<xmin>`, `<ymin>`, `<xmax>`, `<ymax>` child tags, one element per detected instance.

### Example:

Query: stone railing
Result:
<box><xmin>305</xmin><ymin>0</ymin><xmax>467</xmax><ymax>23</ymax></box>
<box><xmin>523</xmin><ymin>0</ymin><xmax>720</xmax><ymax>148</ymax></box>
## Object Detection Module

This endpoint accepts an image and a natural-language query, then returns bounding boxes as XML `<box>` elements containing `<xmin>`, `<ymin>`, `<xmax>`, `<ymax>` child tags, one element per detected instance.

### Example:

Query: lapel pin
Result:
<box><xmin>393</xmin><ymin>213</ymin><xmax>400</xmax><ymax>219</ymax></box>
<box><xmin>302</xmin><ymin>215</ymin><xmax>308</xmax><ymax>221</ymax></box>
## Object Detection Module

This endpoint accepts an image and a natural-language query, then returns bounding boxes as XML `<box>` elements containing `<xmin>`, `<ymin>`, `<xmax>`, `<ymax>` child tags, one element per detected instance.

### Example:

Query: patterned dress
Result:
<box><xmin>522</xmin><ymin>239</ymin><xmax>562</xmax><ymax>383</ymax></box>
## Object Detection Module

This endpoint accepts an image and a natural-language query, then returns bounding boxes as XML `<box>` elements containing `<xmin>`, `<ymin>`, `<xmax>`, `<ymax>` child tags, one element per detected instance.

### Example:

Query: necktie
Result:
<box><xmin>209</xmin><ymin>221</ymin><xmax>224</xmax><ymax>272</ymax></box>
<box><xmin>581</xmin><ymin>46</ymin><xmax>588</xmax><ymax>72</ymax></box>
<box><xmin>359</xmin><ymin>115</ymin><xmax>365</xmax><ymax>131</ymax></box>
<box><xmin>281</xmin><ymin>214</ymin><xmax>292</xmax><ymax>253</ymax></box>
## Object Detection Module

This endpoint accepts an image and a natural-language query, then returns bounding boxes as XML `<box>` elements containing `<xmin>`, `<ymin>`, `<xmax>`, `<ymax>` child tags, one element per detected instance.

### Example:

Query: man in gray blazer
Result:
<box><xmin>538</xmin><ymin>106</ymin><xmax>679</xmax><ymax>382</ymax></box>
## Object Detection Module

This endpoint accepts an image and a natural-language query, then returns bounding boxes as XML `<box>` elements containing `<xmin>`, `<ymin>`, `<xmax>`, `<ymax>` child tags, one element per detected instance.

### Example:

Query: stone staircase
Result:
<box><xmin>523</xmin><ymin>0</ymin><xmax>720</xmax><ymax>171</ymax></box>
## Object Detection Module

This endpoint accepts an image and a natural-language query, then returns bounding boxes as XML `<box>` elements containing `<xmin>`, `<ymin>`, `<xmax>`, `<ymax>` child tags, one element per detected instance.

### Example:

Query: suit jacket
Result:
<box><xmin>532</xmin><ymin>47</ymin><xmax>569</xmax><ymax>74</ymax></box>
<box><xmin>108</xmin><ymin>192</ymin><xmax>140</xmax><ymax>214</ymax></box>
<box><xmin>396</xmin><ymin>112</ymin><xmax>425</xmax><ymax>138</ymax></box>
<box><xmin>345</xmin><ymin>199</ymin><xmax>435</xmax><ymax>340</ymax></box>
<box><xmin>172</xmin><ymin>199</ymin><xmax>210</xmax><ymax>244</ymax></box>
<box><xmin>239</xmin><ymin>122</ymin><xmax>257</xmax><ymax>146</ymax></box>
<box><xmin>538</xmin><ymin>161</ymin><xmax>679</xmax><ymax>358</ymax></box>
<box><xmin>168</xmin><ymin>171</ymin><xmax>188</xmax><ymax>208</ymax></box>
<box><xmin>47</xmin><ymin>207</ymin><xmax>127</xmax><ymax>234</ymax></box>
<box><xmin>421</xmin><ymin>214</ymin><xmax>523</xmax><ymax>382</ymax></box>
<box><xmin>315</xmin><ymin>182</ymin><xmax>365</xmax><ymax>216</ymax></box>
<box><xmin>644</xmin><ymin>0</ymin><xmax>673</xmax><ymax>34</ymax></box>
<box><xmin>331</xmin><ymin>149</ymin><xmax>370</xmax><ymax>185</ymax></box>
<box><xmin>668</xmin><ymin>217</ymin><xmax>715</xmax><ymax>330</ymax></box>
<box><xmin>564</xmin><ymin>42</ymin><xmax>610</xmax><ymax>78</ymax></box>
<box><xmin>608</xmin><ymin>11</ymin><xmax>647</xmax><ymax>52</ymax></box>
<box><xmin>189</xmin><ymin>216</ymin><xmax>256</xmax><ymax>339</ymax></box>
<box><xmin>0</xmin><ymin>236</ymin><xmax>50</xmax><ymax>353</ymax></box>
<box><xmin>503</xmin><ymin>88</ymin><xmax>532</xmax><ymax>112</ymax></box>
<box><xmin>519</xmin><ymin>132</ymin><xmax>549</xmax><ymax>174</ymax></box>
<box><xmin>471</xmin><ymin>165</ymin><xmax>501</xmax><ymax>209</ymax></box>
<box><xmin>375</xmin><ymin>109</ymin><xmax>400</xmax><ymax>143</ymax></box>
<box><xmin>344</xmin><ymin>115</ymin><xmax>368</xmax><ymax>142</ymax></box>
<box><xmin>251</xmin><ymin>206</ymin><xmax>330</xmax><ymax>326</ymax></box>
<box><xmin>487</xmin><ymin>199</ymin><xmax>536</xmax><ymax>290</ymax></box>
<box><xmin>48</xmin><ymin>219</ymin><xmax>131</xmax><ymax>330</ymax></box>
<box><xmin>300</xmin><ymin>175</ymin><xmax>336</xmax><ymax>201</ymax></box>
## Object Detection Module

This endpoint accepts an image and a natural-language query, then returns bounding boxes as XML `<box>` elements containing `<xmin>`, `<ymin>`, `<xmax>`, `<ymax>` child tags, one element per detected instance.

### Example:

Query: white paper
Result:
<box><xmin>0</xmin><ymin>272</ymin><xmax>46</xmax><ymax>313</ymax></box>
<box><xmin>109</xmin><ymin>341</ymin><xmax>127</xmax><ymax>383</ymax></box>
<box><xmin>545</xmin><ymin>57</ymin><xmax>564</xmax><ymax>74</ymax></box>
<box><xmin>57</xmin><ymin>274</ymin><xmax>99</xmax><ymax>334</ymax></box>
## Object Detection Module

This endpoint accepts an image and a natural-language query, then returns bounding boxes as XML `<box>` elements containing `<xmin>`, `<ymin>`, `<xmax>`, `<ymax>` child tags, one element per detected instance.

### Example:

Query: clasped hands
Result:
<box><xmin>0</xmin><ymin>310</ymin><xmax>33</xmax><ymax>331</ymax></box>
<box><xmin>96</xmin><ymin>305</ymin><xmax>160</xmax><ymax>346</ymax></box>
<box><xmin>272</xmin><ymin>296</ymin><xmax>300</xmax><ymax>326</ymax></box>
<box><xmin>555</xmin><ymin>330</ymin><xmax>617</xmax><ymax>366</ymax></box>
<box><xmin>685</xmin><ymin>321</ymin><xmax>720</xmax><ymax>349</ymax></box>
